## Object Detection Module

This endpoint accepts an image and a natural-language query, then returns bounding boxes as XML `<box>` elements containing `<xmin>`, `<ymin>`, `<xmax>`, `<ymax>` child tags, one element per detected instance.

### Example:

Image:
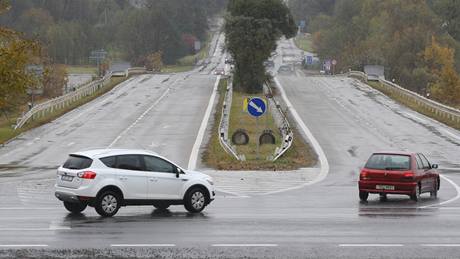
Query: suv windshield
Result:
<box><xmin>63</xmin><ymin>155</ymin><xmax>93</xmax><ymax>170</ymax></box>
<box><xmin>365</xmin><ymin>154</ymin><xmax>411</xmax><ymax>171</ymax></box>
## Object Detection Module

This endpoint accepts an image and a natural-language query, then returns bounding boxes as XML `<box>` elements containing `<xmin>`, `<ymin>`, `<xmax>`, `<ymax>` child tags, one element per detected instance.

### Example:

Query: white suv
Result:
<box><xmin>55</xmin><ymin>149</ymin><xmax>215</xmax><ymax>217</ymax></box>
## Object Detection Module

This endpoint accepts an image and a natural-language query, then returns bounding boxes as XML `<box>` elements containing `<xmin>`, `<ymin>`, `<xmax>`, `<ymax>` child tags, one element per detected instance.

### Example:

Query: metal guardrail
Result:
<box><xmin>348</xmin><ymin>71</ymin><xmax>460</xmax><ymax>125</ymax></box>
<box><xmin>15</xmin><ymin>67</ymin><xmax>147</xmax><ymax>129</ymax></box>
<box><xmin>218</xmin><ymin>78</ymin><xmax>242</xmax><ymax>161</ymax></box>
<box><xmin>266</xmin><ymin>83</ymin><xmax>294</xmax><ymax>161</ymax></box>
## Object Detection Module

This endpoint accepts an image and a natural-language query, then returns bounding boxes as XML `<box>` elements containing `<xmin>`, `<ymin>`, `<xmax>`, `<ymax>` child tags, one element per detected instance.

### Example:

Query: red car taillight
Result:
<box><xmin>402</xmin><ymin>172</ymin><xmax>415</xmax><ymax>181</ymax></box>
<box><xmin>360</xmin><ymin>170</ymin><xmax>370</xmax><ymax>180</ymax></box>
<box><xmin>77</xmin><ymin>171</ymin><xmax>97</xmax><ymax>179</ymax></box>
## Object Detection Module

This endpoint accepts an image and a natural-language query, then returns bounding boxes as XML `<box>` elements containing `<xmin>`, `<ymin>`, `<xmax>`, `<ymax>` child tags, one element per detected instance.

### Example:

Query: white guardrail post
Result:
<box><xmin>15</xmin><ymin>67</ymin><xmax>148</xmax><ymax>130</ymax></box>
<box><xmin>265</xmin><ymin>82</ymin><xmax>294</xmax><ymax>161</ymax></box>
<box><xmin>218</xmin><ymin>78</ymin><xmax>242</xmax><ymax>161</ymax></box>
<box><xmin>347</xmin><ymin>71</ymin><xmax>460</xmax><ymax>125</ymax></box>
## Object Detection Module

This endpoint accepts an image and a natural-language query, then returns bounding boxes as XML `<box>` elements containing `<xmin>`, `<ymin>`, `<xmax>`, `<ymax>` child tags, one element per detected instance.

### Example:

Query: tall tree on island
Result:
<box><xmin>225</xmin><ymin>0</ymin><xmax>297</xmax><ymax>93</ymax></box>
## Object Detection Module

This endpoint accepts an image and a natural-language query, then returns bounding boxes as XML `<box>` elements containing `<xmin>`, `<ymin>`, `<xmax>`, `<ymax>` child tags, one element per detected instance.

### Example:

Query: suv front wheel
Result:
<box><xmin>95</xmin><ymin>191</ymin><xmax>121</xmax><ymax>217</ymax></box>
<box><xmin>184</xmin><ymin>187</ymin><xmax>207</xmax><ymax>213</ymax></box>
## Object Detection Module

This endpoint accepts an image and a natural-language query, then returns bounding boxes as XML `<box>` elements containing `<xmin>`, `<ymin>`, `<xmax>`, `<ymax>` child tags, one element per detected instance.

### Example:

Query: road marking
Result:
<box><xmin>339</xmin><ymin>244</ymin><xmax>404</xmax><ymax>247</ymax></box>
<box><xmin>268</xmin><ymin>77</ymin><xmax>330</xmax><ymax>193</ymax></box>
<box><xmin>0</xmin><ymin>207</ymin><xmax>58</xmax><ymax>210</ymax></box>
<box><xmin>0</xmin><ymin>244</ymin><xmax>48</xmax><ymax>247</ymax></box>
<box><xmin>65</xmin><ymin>77</ymin><xmax>138</xmax><ymax>124</ymax></box>
<box><xmin>108</xmin><ymin>87</ymin><xmax>170</xmax><ymax>148</ymax></box>
<box><xmin>212</xmin><ymin>244</ymin><xmax>278</xmax><ymax>247</ymax></box>
<box><xmin>188</xmin><ymin>75</ymin><xmax>221</xmax><ymax>170</ymax></box>
<box><xmin>442</xmin><ymin>129</ymin><xmax>460</xmax><ymax>141</ymax></box>
<box><xmin>420</xmin><ymin>174</ymin><xmax>460</xmax><ymax>209</ymax></box>
<box><xmin>111</xmin><ymin>244</ymin><xmax>176</xmax><ymax>247</ymax></box>
<box><xmin>421</xmin><ymin>244</ymin><xmax>460</xmax><ymax>247</ymax></box>
<box><xmin>0</xmin><ymin>228</ymin><xmax>67</xmax><ymax>231</ymax></box>
<box><xmin>67</xmin><ymin>142</ymin><xmax>75</xmax><ymax>147</ymax></box>
<box><xmin>49</xmin><ymin>222</ymin><xmax>71</xmax><ymax>230</ymax></box>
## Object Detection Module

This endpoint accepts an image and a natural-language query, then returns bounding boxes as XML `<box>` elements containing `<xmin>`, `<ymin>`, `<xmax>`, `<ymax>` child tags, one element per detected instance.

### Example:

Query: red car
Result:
<box><xmin>358</xmin><ymin>152</ymin><xmax>439</xmax><ymax>202</ymax></box>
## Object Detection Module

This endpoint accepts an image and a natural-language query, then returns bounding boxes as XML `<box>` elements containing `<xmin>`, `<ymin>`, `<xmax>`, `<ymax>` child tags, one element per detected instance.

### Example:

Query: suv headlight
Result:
<box><xmin>206</xmin><ymin>178</ymin><xmax>214</xmax><ymax>185</ymax></box>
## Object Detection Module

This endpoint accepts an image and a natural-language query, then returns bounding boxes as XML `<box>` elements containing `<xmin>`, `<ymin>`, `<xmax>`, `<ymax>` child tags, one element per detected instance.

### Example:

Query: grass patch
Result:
<box><xmin>294</xmin><ymin>33</ymin><xmax>313</xmax><ymax>52</ymax></box>
<box><xmin>368</xmin><ymin>81</ymin><xmax>460</xmax><ymax>131</ymax></box>
<box><xmin>66</xmin><ymin>65</ymin><xmax>97</xmax><ymax>74</ymax></box>
<box><xmin>202</xmin><ymin>79</ymin><xmax>317</xmax><ymax>170</ymax></box>
<box><xmin>229</xmin><ymin>91</ymin><xmax>281</xmax><ymax>161</ymax></box>
<box><xmin>162</xmin><ymin>65</ymin><xmax>195</xmax><ymax>73</ymax></box>
<box><xmin>0</xmin><ymin>77</ymin><xmax>127</xmax><ymax>145</ymax></box>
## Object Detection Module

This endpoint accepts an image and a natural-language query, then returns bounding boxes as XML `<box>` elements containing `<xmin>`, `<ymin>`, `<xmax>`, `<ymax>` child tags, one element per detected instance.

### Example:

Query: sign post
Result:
<box><xmin>247</xmin><ymin>97</ymin><xmax>267</xmax><ymax>159</ymax></box>
<box><xmin>332</xmin><ymin>59</ymin><xmax>337</xmax><ymax>75</ymax></box>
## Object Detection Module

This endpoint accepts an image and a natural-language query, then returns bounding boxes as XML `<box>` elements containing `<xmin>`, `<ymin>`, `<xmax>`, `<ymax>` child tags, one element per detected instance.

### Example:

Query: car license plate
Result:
<box><xmin>61</xmin><ymin>175</ymin><xmax>74</xmax><ymax>182</ymax></box>
<box><xmin>376</xmin><ymin>185</ymin><xmax>394</xmax><ymax>190</ymax></box>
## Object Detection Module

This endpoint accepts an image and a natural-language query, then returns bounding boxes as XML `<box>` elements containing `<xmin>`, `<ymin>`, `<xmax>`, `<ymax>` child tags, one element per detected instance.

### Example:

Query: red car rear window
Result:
<box><xmin>365</xmin><ymin>154</ymin><xmax>411</xmax><ymax>171</ymax></box>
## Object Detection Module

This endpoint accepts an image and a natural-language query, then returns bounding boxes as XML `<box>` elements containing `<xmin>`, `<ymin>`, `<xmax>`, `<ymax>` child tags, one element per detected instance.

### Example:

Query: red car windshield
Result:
<box><xmin>365</xmin><ymin>154</ymin><xmax>411</xmax><ymax>171</ymax></box>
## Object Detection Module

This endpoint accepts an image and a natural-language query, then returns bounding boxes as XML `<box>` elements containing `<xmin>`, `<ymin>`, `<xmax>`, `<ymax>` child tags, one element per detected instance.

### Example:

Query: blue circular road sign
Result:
<box><xmin>247</xmin><ymin>97</ymin><xmax>266</xmax><ymax>117</ymax></box>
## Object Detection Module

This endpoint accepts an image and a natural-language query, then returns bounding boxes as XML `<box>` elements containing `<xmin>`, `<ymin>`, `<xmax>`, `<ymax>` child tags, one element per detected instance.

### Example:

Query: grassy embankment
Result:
<box><xmin>203</xmin><ymin>79</ymin><xmax>317</xmax><ymax>170</ymax></box>
<box><xmin>367</xmin><ymin>81</ymin><xmax>460</xmax><ymax>131</ymax></box>
<box><xmin>294</xmin><ymin>33</ymin><xmax>313</xmax><ymax>53</ymax></box>
<box><xmin>0</xmin><ymin>77</ymin><xmax>126</xmax><ymax>145</ymax></box>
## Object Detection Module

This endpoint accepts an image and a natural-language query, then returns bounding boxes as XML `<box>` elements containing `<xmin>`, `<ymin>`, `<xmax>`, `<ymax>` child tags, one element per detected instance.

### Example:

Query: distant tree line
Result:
<box><xmin>289</xmin><ymin>0</ymin><xmax>460</xmax><ymax>106</ymax></box>
<box><xmin>0</xmin><ymin>0</ymin><xmax>227</xmax><ymax>65</ymax></box>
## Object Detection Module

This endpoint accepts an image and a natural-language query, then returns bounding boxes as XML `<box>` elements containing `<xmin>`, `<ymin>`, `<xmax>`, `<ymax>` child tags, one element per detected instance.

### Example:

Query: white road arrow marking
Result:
<box><xmin>249</xmin><ymin>101</ymin><xmax>263</xmax><ymax>113</ymax></box>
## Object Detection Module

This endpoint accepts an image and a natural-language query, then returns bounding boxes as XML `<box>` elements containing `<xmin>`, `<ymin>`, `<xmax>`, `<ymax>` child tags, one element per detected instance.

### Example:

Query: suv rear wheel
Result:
<box><xmin>184</xmin><ymin>187</ymin><xmax>207</xmax><ymax>213</ymax></box>
<box><xmin>63</xmin><ymin>202</ymin><xmax>87</xmax><ymax>214</ymax></box>
<box><xmin>95</xmin><ymin>191</ymin><xmax>121</xmax><ymax>217</ymax></box>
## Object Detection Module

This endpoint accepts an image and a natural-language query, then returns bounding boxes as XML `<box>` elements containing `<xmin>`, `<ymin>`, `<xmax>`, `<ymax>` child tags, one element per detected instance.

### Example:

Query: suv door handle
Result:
<box><xmin>149</xmin><ymin>178</ymin><xmax>158</xmax><ymax>182</ymax></box>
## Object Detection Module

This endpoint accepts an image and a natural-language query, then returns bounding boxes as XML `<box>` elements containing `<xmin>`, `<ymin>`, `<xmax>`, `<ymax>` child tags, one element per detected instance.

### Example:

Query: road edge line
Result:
<box><xmin>188</xmin><ymin>76</ymin><xmax>221</xmax><ymax>170</ymax></box>
<box><xmin>420</xmin><ymin>174</ymin><xmax>460</xmax><ymax>209</ymax></box>
<box><xmin>274</xmin><ymin>77</ymin><xmax>330</xmax><ymax>186</ymax></box>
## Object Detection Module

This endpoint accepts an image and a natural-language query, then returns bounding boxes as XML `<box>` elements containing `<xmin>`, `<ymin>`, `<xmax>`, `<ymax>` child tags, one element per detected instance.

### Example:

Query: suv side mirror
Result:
<box><xmin>175</xmin><ymin>167</ymin><xmax>182</xmax><ymax>178</ymax></box>
<box><xmin>431</xmin><ymin>164</ymin><xmax>438</xmax><ymax>169</ymax></box>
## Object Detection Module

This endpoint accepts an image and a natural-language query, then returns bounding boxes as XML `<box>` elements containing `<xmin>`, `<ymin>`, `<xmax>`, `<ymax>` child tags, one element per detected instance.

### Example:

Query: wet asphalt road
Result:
<box><xmin>0</xmin><ymin>38</ymin><xmax>460</xmax><ymax>258</ymax></box>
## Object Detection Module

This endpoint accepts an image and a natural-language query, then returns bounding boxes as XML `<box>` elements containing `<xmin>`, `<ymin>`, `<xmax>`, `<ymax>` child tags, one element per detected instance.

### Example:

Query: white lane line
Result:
<box><xmin>49</xmin><ymin>222</ymin><xmax>71</xmax><ymax>230</ymax></box>
<box><xmin>188</xmin><ymin>76</ymin><xmax>221</xmax><ymax>170</ymax></box>
<box><xmin>420</xmin><ymin>174</ymin><xmax>460</xmax><ymax>209</ymax></box>
<box><xmin>0</xmin><ymin>228</ymin><xmax>67</xmax><ymax>231</ymax></box>
<box><xmin>442</xmin><ymin>129</ymin><xmax>460</xmax><ymax>141</ymax></box>
<box><xmin>0</xmin><ymin>207</ymin><xmax>58</xmax><ymax>210</ymax></box>
<box><xmin>0</xmin><ymin>244</ymin><xmax>48</xmax><ymax>247</ymax></box>
<box><xmin>268</xmin><ymin>77</ymin><xmax>330</xmax><ymax>193</ymax></box>
<box><xmin>67</xmin><ymin>142</ymin><xmax>75</xmax><ymax>147</ymax></box>
<box><xmin>440</xmin><ymin>167</ymin><xmax>460</xmax><ymax>171</ymax></box>
<box><xmin>111</xmin><ymin>244</ymin><xmax>176</xmax><ymax>247</ymax></box>
<box><xmin>212</xmin><ymin>244</ymin><xmax>278</xmax><ymax>247</ymax></box>
<box><xmin>339</xmin><ymin>244</ymin><xmax>404</xmax><ymax>247</ymax></box>
<box><xmin>421</xmin><ymin>244</ymin><xmax>460</xmax><ymax>247</ymax></box>
<box><xmin>108</xmin><ymin>87</ymin><xmax>170</xmax><ymax>148</ymax></box>
<box><xmin>65</xmin><ymin>77</ymin><xmax>138</xmax><ymax>124</ymax></box>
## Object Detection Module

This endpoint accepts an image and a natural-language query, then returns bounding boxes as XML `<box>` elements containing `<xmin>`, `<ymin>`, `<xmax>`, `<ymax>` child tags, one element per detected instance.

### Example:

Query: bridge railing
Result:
<box><xmin>15</xmin><ymin>67</ymin><xmax>147</xmax><ymax>130</ymax></box>
<box><xmin>348</xmin><ymin>71</ymin><xmax>460</xmax><ymax>125</ymax></box>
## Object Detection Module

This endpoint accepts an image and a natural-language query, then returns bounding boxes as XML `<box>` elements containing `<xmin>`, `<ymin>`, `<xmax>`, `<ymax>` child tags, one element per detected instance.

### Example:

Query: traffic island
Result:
<box><xmin>202</xmin><ymin>78</ymin><xmax>317</xmax><ymax>170</ymax></box>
